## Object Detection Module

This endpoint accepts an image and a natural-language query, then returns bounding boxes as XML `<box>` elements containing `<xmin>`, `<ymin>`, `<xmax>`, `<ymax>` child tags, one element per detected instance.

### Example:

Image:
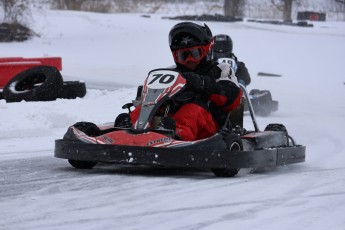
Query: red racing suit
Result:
<box><xmin>130</xmin><ymin>61</ymin><xmax>242</xmax><ymax>141</ymax></box>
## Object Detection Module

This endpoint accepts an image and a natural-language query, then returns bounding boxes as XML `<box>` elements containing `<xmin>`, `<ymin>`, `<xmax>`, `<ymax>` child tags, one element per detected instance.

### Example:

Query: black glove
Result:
<box><xmin>159</xmin><ymin>117</ymin><xmax>176</xmax><ymax>131</ymax></box>
<box><xmin>183</xmin><ymin>72</ymin><xmax>215</xmax><ymax>93</ymax></box>
<box><xmin>183</xmin><ymin>72</ymin><xmax>204</xmax><ymax>91</ymax></box>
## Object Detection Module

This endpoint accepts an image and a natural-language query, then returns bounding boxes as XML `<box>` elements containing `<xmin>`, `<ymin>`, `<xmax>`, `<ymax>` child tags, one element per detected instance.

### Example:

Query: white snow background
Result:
<box><xmin>1</xmin><ymin>10</ymin><xmax>345</xmax><ymax>230</ymax></box>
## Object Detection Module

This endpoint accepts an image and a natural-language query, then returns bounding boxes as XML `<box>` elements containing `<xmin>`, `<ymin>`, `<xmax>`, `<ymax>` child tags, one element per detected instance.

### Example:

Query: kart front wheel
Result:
<box><xmin>211</xmin><ymin>133</ymin><xmax>242</xmax><ymax>177</ymax></box>
<box><xmin>68</xmin><ymin>159</ymin><xmax>97</xmax><ymax>169</ymax></box>
<box><xmin>211</xmin><ymin>168</ymin><xmax>239</xmax><ymax>177</ymax></box>
<box><xmin>73</xmin><ymin>122</ymin><xmax>101</xmax><ymax>136</ymax></box>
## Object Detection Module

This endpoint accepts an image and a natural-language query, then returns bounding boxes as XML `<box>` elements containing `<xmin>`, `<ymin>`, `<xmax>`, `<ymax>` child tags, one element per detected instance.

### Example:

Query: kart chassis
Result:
<box><xmin>54</xmin><ymin>72</ymin><xmax>305</xmax><ymax>174</ymax></box>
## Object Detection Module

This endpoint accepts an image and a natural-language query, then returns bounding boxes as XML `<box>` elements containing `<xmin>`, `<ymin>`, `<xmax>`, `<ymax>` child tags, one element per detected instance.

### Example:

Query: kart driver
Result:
<box><xmin>116</xmin><ymin>22</ymin><xmax>242</xmax><ymax>141</ymax></box>
<box><xmin>213</xmin><ymin>34</ymin><xmax>251</xmax><ymax>86</ymax></box>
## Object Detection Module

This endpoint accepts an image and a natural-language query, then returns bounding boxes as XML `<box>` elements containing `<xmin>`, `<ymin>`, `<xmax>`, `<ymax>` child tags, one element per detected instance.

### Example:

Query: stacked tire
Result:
<box><xmin>2</xmin><ymin>66</ymin><xmax>86</xmax><ymax>103</ymax></box>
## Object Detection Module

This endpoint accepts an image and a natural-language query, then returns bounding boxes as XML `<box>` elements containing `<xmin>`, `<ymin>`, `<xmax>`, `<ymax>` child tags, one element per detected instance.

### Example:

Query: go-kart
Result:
<box><xmin>54</xmin><ymin>68</ymin><xmax>305</xmax><ymax>177</ymax></box>
<box><xmin>245</xmin><ymin>89</ymin><xmax>278</xmax><ymax>116</ymax></box>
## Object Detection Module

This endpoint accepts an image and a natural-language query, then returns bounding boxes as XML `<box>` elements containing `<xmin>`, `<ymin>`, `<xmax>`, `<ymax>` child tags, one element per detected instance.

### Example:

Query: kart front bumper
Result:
<box><xmin>55</xmin><ymin>139</ymin><xmax>306</xmax><ymax>169</ymax></box>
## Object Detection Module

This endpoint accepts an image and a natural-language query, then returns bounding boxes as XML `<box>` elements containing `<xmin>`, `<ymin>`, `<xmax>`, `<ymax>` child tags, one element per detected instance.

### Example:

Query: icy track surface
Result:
<box><xmin>1</xmin><ymin>10</ymin><xmax>345</xmax><ymax>230</ymax></box>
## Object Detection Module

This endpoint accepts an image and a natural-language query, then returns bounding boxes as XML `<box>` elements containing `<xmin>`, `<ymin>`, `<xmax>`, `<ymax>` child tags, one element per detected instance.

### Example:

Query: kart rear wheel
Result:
<box><xmin>265</xmin><ymin>123</ymin><xmax>289</xmax><ymax>145</ymax></box>
<box><xmin>211</xmin><ymin>133</ymin><xmax>242</xmax><ymax>177</ymax></box>
<box><xmin>68</xmin><ymin>159</ymin><xmax>97</xmax><ymax>169</ymax></box>
<box><xmin>264</xmin><ymin>123</ymin><xmax>287</xmax><ymax>133</ymax></box>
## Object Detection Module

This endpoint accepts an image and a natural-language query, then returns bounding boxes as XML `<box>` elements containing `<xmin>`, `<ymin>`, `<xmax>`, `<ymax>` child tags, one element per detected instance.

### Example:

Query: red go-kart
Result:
<box><xmin>54</xmin><ymin>69</ymin><xmax>305</xmax><ymax>177</ymax></box>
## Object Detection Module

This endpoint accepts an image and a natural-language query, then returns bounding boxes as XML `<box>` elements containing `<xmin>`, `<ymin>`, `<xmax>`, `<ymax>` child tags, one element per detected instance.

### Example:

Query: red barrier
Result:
<box><xmin>0</xmin><ymin>57</ymin><xmax>62</xmax><ymax>88</ymax></box>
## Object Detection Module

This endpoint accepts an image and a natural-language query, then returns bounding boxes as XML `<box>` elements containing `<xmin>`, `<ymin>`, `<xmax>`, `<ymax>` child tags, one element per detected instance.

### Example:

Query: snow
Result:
<box><xmin>1</xmin><ymin>9</ymin><xmax>345</xmax><ymax>230</ymax></box>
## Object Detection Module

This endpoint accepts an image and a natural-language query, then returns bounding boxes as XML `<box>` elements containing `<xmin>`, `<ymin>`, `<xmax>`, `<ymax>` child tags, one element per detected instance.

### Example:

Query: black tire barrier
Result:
<box><xmin>3</xmin><ymin>66</ymin><xmax>63</xmax><ymax>103</ymax></box>
<box><xmin>58</xmin><ymin>81</ymin><xmax>87</xmax><ymax>99</ymax></box>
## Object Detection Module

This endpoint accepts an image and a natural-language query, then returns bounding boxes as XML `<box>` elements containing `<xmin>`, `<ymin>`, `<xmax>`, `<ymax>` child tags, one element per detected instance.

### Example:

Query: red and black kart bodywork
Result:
<box><xmin>55</xmin><ymin>69</ymin><xmax>305</xmax><ymax>177</ymax></box>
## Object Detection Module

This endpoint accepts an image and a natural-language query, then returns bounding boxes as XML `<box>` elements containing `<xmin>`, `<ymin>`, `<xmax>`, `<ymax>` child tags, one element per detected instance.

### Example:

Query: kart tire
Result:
<box><xmin>73</xmin><ymin>122</ymin><xmax>101</xmax><ymax>137</ymax></box>
<box><xmin>211</xmin><ymin>133</ymin><xmax>242</xmax><ymax>177</ymax></box>
<box><xmin>264</xmin><ymin>123</ymin><xmax>287</xmax><ymax>133</ymax></box>
<box><xmin>212</xmin><ymin>167</ymin><xmax>239</xmax><ymax>178</ymax></box>
<box><xmin>264</xmin><ymin>123</ymin><xmax>288</xmax><ymax>145</ymax></box>
<box><xmin>68</xmin><ymin>159</ymin><xmax>97</xmax><ymax>169</ymax></box>
<box><xmin>0</xmin><ymin>92</ymin><xmax>3</xmax><ymax>100</ymax></box>
<box><xmin>67</xmin><ymin>122</ymin><xmax>100</xmax><ymax>169</ymax></box>
<box><xmin>3</xmin><ymin>66</ymin><xmax>63</xmax><ymax>103</ymax></box>
<box><xmin>58</xmin><ymin>81</ymin><xmax>87</xmax><ymax>99</ymax></box>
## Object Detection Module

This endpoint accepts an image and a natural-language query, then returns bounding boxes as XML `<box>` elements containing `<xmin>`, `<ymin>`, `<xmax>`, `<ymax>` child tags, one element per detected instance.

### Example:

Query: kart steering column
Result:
<box><xmin>240</xmin><ymin>83</ymin><xmax>260</xmax><ymax>132</ymax></box>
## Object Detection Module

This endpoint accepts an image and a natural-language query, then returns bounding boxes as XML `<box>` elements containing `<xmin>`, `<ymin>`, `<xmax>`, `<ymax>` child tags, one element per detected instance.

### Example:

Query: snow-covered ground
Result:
<box><xmin>1</xmin><ymin>10</ymin><xmax>345</xmax><ymax>230</ymax></box>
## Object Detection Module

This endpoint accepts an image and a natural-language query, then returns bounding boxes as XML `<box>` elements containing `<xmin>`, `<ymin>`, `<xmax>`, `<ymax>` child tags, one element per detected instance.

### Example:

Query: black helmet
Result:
<box><xmin>169</xmin><ymin>22</ymin><xmax>213</xmax><ymax>51</ymax></box>
<box><xmin>213</xmin><ymin>34</ymin><xmax>233</xmax><ymax>59</ymax></box>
